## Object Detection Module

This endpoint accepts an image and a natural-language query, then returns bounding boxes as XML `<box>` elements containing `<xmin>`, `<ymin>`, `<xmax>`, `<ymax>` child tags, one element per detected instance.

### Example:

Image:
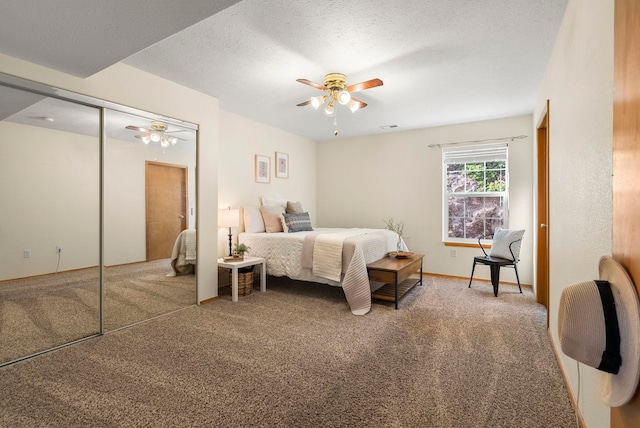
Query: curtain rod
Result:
<box><xmin>427</xmin><ymin>135</ymin><xmax>527</xmax><ymax>148</ymax></box>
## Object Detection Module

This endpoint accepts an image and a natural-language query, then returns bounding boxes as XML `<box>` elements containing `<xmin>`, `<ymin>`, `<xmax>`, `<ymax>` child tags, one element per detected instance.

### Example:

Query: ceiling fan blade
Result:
<box><xmin>126</xmin><ymin>125</ymin><xmax>152</xmax><ymax>133</ymax></box>
<box><xmin>346</xmin><ymin>78</ymin><xmax>383</xmax><ymax>93</ymax></box>
<box><xmin>296</xmin><ymin>78</ymin><xmax>326</xmax><ymax>91</ymax></box>
<box><xmin>350</xmin><ymin>97</ymin><xmax>368</xmax><ymax>110</ymax></box>
<box><xmin>296</xmin><ymin>99</ymin><xmax>312</xmax><ymax>107</ymax></box>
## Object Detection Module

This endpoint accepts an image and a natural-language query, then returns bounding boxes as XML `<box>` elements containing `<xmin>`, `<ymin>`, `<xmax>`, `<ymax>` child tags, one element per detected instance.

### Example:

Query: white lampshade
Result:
<box><xmin>310</xmin><ymin>95</ymin><xmax>326</xmax><ymax>109</ymax></box>
<box><xmin>218</xmin><ymin>208</ymin><xmax>240</xmax><ymax>228</ymax></box>
<box><xmin>346</xmin><ymin>99</ymin><xmax>361</xmax><ymax>113</ymax></box>
<box><xmin>337</xmin><ymin>90</ymin><xmax>351</xmax><ymax>105</ymax></box>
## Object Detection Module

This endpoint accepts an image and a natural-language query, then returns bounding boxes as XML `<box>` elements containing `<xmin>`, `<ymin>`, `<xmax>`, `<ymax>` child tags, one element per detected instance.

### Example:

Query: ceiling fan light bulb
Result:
<box><xmin>141</xmin><ymin>135</ymin><xmax>151</xmax><ymax>145</ymax></box>
<box><xmin>170</xmin><ymin>137</ymin><xmax>178</xmax><ymax>145</ymax></box>
<box><xmin>337</xmin><ymin>90</ymin><xmax>351</xmax><ymax>105</ymax></box>
<box><xmin>150</xmin><ymin>132</ymin><xmax>161</xmax><ymax>143</ymax></box>
<box><xmin>323</xmin><ymin>102</ymin><xmax>335</xmax><ymax>117</ymax></box>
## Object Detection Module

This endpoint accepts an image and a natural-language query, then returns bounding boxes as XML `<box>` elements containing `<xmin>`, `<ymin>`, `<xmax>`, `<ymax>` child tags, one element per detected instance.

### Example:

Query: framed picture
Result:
<box><xmin>275</xmin><ymin>152</ymin><xmax>289</xmax><ymax>178</ymax></box>
<box><xmin>255</xmin><ymin>154</ymin><xmax>270</xmax><ymax>183</ymax></box>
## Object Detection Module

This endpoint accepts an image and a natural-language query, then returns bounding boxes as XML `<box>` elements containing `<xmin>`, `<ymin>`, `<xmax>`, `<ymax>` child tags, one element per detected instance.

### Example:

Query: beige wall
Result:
<box><xmin>217</xmin><ymin>110</ymin><xmax>317</xmax><ymax>253</ymax></box>
<box><xmin>316</xmin><ymin>115</ymin><xmax>534</xmax><ymax>285</ymax></box>
<box><xmin>0</xmin><ymin>54</ymin><xmax>220</xmax><ymax>300</ymax></box>
<box><xmin>534</xmin><ymin>0</ymin><xmax>614</xmax><ymax>426</ymax></box>
<box><xmin>0</xmin><ymin>122</ymin><xmax>99</xmax><ymax>280</ymax></box>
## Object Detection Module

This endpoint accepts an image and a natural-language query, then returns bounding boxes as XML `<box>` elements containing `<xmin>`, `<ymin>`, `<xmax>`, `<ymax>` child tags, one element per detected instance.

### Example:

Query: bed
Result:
<box><xmin>238</xmin><ymin>227</ymin><xmax>403</xmax><ymax>315</ymax></box>
<box><xmin>167</xmin><ymin>229</ymin><xmax>196</xmax><ymax>276</ymax></box>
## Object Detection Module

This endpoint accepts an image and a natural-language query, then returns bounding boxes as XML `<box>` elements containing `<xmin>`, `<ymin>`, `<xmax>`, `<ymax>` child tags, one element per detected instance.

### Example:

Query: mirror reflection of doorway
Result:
<box><xmin>146</xmin><ymin>162</ymin><xmax>188</xmax><ymax>261</ymax></box>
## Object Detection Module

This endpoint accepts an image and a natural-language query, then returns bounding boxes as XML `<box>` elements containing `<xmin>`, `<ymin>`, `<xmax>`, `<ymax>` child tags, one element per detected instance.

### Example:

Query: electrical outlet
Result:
<box><xmin>450</xmin><ymin>249</ymin><xmax>457</xmax><ymax>257</ymax></box>
<box><xmin>56</xmin><ymin>245</ymin><xmax>63</xmax><ymax>253</ymax></box>
<box><xmin>24</xmin><ymin>249</ymin><xmax>31</xmax><ymax>258</ymax></box>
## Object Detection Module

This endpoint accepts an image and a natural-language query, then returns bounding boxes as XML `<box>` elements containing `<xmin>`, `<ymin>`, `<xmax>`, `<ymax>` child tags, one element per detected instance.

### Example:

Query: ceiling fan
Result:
<box><xmin>125</xmin><ymin>121</ymin><xmax>185</xmax><ymax>147</ymax></box>
<box><xmin>296</xmin><ymin>73</ymin><xmax>383</xmax><ymax>117</ymax></box>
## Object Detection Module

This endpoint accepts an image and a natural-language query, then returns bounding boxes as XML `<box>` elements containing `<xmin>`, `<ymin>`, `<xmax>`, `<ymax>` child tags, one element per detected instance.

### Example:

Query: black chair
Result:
<box><xmin>468</xmin><ymin>229</ymin><xmax>524</xmax><ymax>296</ymax></box>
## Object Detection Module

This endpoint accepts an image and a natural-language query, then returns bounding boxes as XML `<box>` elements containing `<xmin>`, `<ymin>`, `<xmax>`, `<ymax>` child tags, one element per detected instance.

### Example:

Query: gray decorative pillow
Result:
<box><xmin>286</xmin><ymin>200</ymin><xmax>304</xmax><ymax>214</ymax></box>
<box><xmin>282</xmin><ymin>212</ymin><xmax>313</xmax><ymax>233</ymax></box>
<box><xmin>490</xmin><ymin>228</ymin><xmax>525</xmax><ymax>260</ymax></box>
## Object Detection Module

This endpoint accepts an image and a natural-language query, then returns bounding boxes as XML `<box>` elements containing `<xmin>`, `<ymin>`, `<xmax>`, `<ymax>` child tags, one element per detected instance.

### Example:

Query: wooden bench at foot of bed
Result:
<box><xmin>367</xmin><ymin>253</ymin><xmax>424</xmax><ymax>309</ymax></box>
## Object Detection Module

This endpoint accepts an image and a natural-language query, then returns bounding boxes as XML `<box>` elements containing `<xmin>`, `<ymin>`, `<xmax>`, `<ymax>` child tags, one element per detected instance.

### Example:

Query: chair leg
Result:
<box><xmin>468</xmin><ymin>261</ymin><xmax>477</xmax><ymax>288</ymax></box>
<box><xmin>490</xmin><ymin>264</ymin><xmax>501</xmax><ymax>296</ymax></box>
<box><xmin>514</xmin><ymin>263</ymin><xmax>522</xmax><ymax>294</ymax></box>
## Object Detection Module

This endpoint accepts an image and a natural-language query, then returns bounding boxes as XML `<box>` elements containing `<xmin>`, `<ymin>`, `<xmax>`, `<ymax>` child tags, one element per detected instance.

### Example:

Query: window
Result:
<box><xmin>443</xmin><ymin>144</ymin><xmax>508</xmax><ymax>243</ymax></box>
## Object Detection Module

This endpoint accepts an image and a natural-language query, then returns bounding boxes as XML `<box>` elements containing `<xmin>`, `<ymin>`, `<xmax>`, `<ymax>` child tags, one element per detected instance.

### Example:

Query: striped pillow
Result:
<box><xmin>282</xmin><ymin>212</ymin><xmax>313</xmax><ymax>233</ymax></box>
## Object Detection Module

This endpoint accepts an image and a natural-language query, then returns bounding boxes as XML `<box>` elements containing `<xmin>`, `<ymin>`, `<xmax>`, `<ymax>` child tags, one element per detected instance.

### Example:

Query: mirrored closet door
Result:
<box><xmin>103</xmin><ymin>110</ymin><xmax>197</xmax><ymax>331</ymax></box>
<box><xmin>0</xmin><ymin>84</ymin><xmax>101</xmax><ymax>364</ymax></box>
<box><xmin>0</xmin><ymin>75</ymin><xmax>198</xmax><ymax>366</ymax></box>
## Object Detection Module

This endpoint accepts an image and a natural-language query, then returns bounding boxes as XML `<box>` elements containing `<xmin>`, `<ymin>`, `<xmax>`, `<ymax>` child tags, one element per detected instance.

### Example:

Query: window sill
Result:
<box><xmin>443</xmin><ymin>241</ymin><xmax>492</xmax><ymax>249</ymax></box>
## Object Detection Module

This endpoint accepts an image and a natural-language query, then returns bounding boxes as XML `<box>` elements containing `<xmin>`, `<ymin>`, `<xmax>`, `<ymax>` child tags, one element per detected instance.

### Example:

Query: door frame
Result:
<box><xmin>536</xmin><ymin>100</ymin><xmax>550</xmax><ymax>325</ymax></box>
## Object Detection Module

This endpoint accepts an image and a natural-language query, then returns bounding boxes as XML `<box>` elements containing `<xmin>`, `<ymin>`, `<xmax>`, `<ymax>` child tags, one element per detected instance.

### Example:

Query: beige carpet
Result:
<box><xmin>0</xmin><ymin>259</ymin><xmax>195</xmax><ymax>364</ymax></box>
<box><xmin>0</xmin><ymin>275</ymin><xmax>576</xmax><ymax>427</ymax></box>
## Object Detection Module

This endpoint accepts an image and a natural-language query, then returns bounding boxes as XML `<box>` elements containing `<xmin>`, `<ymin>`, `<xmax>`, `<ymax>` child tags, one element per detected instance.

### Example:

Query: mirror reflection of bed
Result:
<box><xmin>168</xmin><ymin>229</ymin><xmax>197</xmax><ymax>276</ymax></box>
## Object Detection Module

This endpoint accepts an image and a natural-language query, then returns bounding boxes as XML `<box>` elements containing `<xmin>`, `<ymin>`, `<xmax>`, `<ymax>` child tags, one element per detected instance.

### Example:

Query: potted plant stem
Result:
<box><xmin>383</xmin><ymin>217</ymin><xmax>409</xmax><ymax>257</ymax></box>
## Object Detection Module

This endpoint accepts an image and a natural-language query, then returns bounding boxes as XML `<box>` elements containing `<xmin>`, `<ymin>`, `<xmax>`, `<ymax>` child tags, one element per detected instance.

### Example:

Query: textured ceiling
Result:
<box><xmin>0</xmin><ymin>0</ymin><xmax>241</xmax><ymax>77</ymax></box>
<box><xmin>0</xmin><ymin>0</ymin><xmax>568</xmax><ymax>142</ymax></box>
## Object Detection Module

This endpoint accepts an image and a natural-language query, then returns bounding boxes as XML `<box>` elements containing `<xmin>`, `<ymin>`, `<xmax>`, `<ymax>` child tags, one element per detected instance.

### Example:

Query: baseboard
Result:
<box><xmin>199</xmin><ymin>296</ymin><xmax>219</xmax><ymax>305</ymax></box>
<box><xmin>422</xmin><ymin>271</ymin><xmax>532</xmax><ymax>289</ymax></box>
<box><xmin>0</xmin><ymin>265</ymin><xmax>100</xmax><ymax>284</ymax></box>
<box><xmin>547</xmin><ymin>328</ymin><xmax>586</xmax><ymax>428</ymax></box>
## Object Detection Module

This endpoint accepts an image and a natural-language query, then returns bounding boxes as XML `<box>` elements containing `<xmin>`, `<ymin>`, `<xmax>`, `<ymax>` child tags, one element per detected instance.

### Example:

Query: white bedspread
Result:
<box><xmin>238</xmin><ymin>228</ymin><xmax>401</xmax><ymax>315</ymax></box>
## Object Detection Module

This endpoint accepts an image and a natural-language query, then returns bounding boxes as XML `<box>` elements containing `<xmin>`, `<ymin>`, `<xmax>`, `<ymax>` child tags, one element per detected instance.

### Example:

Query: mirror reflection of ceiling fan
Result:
<box><xmin>296</xmin><ymin>73</ymin><xmax>383</xmax><ymax>116</ymax></box>
<box><xmin>125</xmin><ymin>121</ymin><xmax>186</xmax><ymax>147</ymax></box>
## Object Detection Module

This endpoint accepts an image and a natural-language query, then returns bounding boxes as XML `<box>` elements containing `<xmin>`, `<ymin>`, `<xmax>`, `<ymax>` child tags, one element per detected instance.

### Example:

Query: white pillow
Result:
<box><xmin>243</xmin><ymin>206</ymin><xmax>265</xmax><ymax>233</ymax></box>
<box><xmin>261</xmin><ymin>196</ymin><xmax>287</xmax><ymax>210</ymax></box>
<box><xmin>260</xmin><ymin>205</ymin><xmax>285</xmax><ymax>232</ymax></box>
<box><xmin>490</xmin><ymin>228</ymin><xmax>525</xmax><ymax>260</ymax></box>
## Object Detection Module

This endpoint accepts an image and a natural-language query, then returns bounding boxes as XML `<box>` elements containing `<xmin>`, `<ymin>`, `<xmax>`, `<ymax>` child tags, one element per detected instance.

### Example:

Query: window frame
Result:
<box><xmin>442</xmin><ymin>143</ymin><xmax>509</xmax><ymax>244</ymax></box>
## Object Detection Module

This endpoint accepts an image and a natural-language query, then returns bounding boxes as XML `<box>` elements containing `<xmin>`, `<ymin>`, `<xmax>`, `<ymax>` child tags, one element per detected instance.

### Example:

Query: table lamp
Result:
<box><xmin>218</xmin><ymin>207</ymin><xmax>240</xmax><ymax>256</ymax></box>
